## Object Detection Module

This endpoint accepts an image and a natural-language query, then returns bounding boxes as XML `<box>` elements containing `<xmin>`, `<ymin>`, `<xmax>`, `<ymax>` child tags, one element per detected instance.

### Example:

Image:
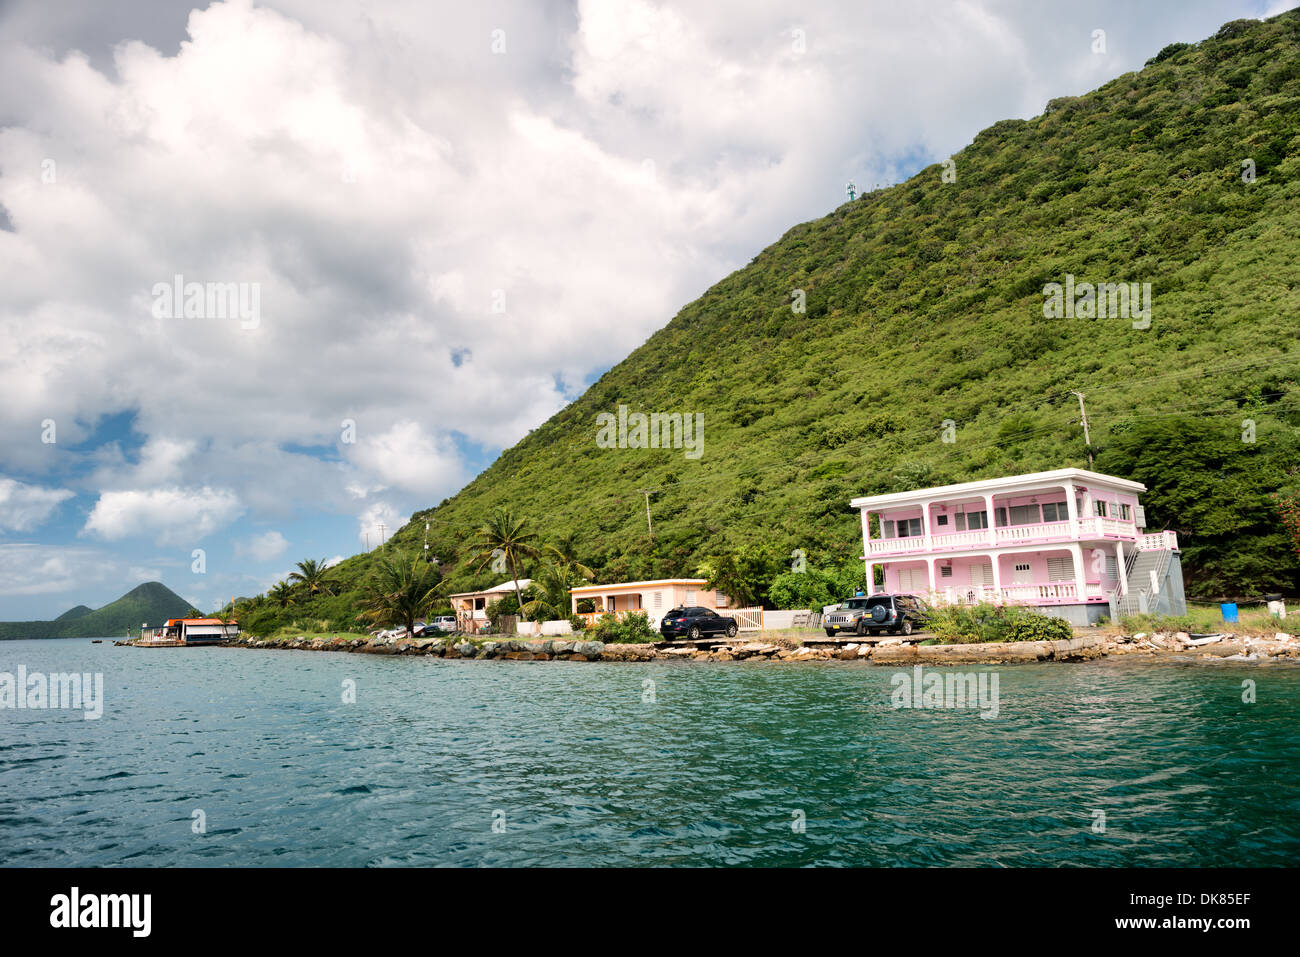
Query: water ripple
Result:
<box><xmin>1</xmin><ymin>640</ymin><xmax>1297</xmax><ymax>866</ymax></box>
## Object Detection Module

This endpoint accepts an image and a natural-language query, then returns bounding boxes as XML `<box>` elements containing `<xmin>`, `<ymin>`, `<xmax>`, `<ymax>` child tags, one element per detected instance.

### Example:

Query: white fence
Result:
<box><xmin>516</xmin><ymin>619</ymin><xmax>575</xmax><ymax>636</ymax></box>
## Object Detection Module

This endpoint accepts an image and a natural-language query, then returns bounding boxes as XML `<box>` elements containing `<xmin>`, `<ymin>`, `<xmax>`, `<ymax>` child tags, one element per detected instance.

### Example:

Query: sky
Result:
<box><xmin>0</xmin><ymin>0</ymin><xmax>1294</xmax><ymax>619</ymax></box>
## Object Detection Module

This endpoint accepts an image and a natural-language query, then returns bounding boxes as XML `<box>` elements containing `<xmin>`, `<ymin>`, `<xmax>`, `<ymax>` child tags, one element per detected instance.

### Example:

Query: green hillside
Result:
<box><xmin>0</xmin><ymin>582</ymin><xmax>193</xmax><ymax>639</ymax></box>
<box><xmin>239</xmin><ymin>13</ymin><xmax>1300</xmax><ymax>633</ymax></box>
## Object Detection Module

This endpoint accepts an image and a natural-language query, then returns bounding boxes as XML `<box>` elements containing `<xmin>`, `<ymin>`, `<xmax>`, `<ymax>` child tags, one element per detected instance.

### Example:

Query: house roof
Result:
<box><xmin>448</xmin><ymin>579</ymin><xmax>532</xmax><ymax>600</ymax></box>
<box><xmin>166</xmin><ymin>618</ymin><xmax>235</xmax><ymax>626</ymax></box>
<box><xmin>849</xmin><ymin>468</ymin><xmax>1144</xmax><ymax>510</ymax></box>
<box><xmin>569</xmin><ymin>578</ymin><xmax>709</xmax><ymax>594</ymax></box>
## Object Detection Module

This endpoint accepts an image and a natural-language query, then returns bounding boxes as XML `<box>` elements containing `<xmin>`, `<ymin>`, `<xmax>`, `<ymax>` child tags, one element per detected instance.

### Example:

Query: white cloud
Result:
<box><xmin>345</xmin><ymin>420</ymin><xmax>466</xmax><ymax>498</ymax></box>
<box><xmin>357</xmin><ymin>500</ymin><xmax>401</xmax><ymax>549</ymax></box>
<box><xmin>84</xmin><ymin>486</ymin><xmax>243</xmax><ymax>544</ymax></box>
<box><xmin>0</xmin><ymin>544</ymin><xmax>116</xmax><ymax>597</ymax></box>
<box><xmin>0</xmin><ymin>476</ymin><xmax>74</xmax><ymax>531</ymax></box>
<box><xmin>236</xmin><ymin>530</ymin><xmax>289</xmax><ymax>561</ymax></box>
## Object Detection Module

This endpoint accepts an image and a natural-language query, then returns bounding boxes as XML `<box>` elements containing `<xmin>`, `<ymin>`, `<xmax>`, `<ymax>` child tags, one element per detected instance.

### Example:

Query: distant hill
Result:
<box><xmin>0</xmin><ymin>582</ymin><xmax>194</xmax><ymax>639</ymax></box>
<box><xmin>54</xmin><ymin>605</ymin><xmax>93</xmax><ymax>621</ymax></box>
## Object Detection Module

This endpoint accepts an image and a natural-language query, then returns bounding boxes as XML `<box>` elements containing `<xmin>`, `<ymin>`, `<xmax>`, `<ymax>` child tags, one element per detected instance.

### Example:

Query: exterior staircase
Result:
<box><xmin>1110</xmin><ymin>544</ymin><xmax>1177</xmax><ymax>618</ymax></box>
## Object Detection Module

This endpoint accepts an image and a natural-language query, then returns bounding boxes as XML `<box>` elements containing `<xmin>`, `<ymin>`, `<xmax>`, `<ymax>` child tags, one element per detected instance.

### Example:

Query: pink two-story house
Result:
<box><xmin>851</xmin><ymin>468</ymin><xmax>1186</xmax><ymax>625</ymax></box>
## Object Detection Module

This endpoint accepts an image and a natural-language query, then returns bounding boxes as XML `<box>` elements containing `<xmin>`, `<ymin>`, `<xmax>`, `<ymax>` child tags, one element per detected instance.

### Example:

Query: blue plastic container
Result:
<box><xmin>1220</xmin><ymin>602</ymin><xmax>1239</xmax><ymax>623</ymax></box>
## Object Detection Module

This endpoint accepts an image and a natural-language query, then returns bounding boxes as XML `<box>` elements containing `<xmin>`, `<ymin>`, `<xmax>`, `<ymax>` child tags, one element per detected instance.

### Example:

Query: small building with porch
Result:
<box><xmin>568</xmin><ymin>579</ymin><xmax>730</xmax><ymax>630</ymax></box>
<box><xmin>449</xmin><ymin>579</ymin><xmax>532</xmax><ymax>634</ymax></box>
<box><xmin>851</xmin><ymin>468</ymin><xmax>1187</xmax><ymax>625</ymax></box>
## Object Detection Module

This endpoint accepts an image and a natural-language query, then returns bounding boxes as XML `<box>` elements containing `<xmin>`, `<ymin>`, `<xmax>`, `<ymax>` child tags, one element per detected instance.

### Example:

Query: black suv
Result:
<box><xmin>823</xmin><ymin>594</ymin><xmax>930</xmax><ymax>638</ymax></box>
<box><xmin>660</xmin><ymin>606</ymin><xmax>739</xmax><ymax>640</ymax></box>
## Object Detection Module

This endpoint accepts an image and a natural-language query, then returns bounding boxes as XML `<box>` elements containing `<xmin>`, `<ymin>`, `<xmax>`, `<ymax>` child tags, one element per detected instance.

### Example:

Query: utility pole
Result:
<box><xmin>638</xmin><ymin>489</ymin><xmax>654</xmax><ymax>539</ymax></box>
<box><xmin>377</xmin><ymin>523</ymin><xmax>387</xmax><ymax>546</ymax></box>
<box><xmin>364</xmin><ymin>530</ymin><xmax>370</xmax><ymax>552</ymax></box>
<box><xmin>1071</xmin><ymin>391</ymin><xmax>1094</xmax><ymax>468</ymax></box>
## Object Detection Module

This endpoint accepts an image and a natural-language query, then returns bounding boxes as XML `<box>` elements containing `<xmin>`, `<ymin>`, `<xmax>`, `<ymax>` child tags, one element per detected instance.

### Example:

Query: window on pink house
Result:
<box><xmin>891</xmin><ymin>518</ymin><xmax>923</xmax><ymax>538</ymax></box>
<box><xmin>1006</xmin><ymin>504</ymin><xmax>1041</xmax><ymax>525</ymax></box>
<box><xmin>1047</xmin><ymin>556</ymin><xmax>1074</xmax><ymax>581</ymax></box>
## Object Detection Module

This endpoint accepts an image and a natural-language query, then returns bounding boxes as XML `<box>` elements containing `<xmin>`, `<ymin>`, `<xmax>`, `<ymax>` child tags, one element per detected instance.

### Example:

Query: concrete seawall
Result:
<box><xmin>219</xmin><ymin>629</ymin><xmax>1300</xmax><ymax>664</ymax></box>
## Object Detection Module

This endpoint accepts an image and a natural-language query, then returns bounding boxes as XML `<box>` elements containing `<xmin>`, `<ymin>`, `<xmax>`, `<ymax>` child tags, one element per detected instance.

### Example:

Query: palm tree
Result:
<box><xmin>289</xmin><ymin>558</ymin><xmax>334</xmax><ymax>597</ymax></box>
<box><xmin>468</xmin><ymin>507</ymin><xmax>540</xmax><ymax>612</ymax></box>
<box><xmin>269</xmin><ymin>581</ymin><xmax>296</xmax><ymax>608</ymax></box>
<box><xmin>520</xmin><ymin>556</ymin><xmax>593</xmax><ymax>622</ymax></box>
<box><xmin>359</xmin><ymin>551</ymin><xmax>445</xmax><ymax>636</ymax></box>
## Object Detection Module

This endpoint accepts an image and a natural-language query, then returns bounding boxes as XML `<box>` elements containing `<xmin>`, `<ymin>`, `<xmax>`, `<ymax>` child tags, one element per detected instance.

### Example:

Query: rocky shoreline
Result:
<box><xmin>208</xmin><ymin>628</ymin><xmax>1300</xmax><ymax>664</ymax></box>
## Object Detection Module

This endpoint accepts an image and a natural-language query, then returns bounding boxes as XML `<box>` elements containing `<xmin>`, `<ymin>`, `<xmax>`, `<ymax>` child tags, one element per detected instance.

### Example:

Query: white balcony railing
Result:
<box><xmin>1137</xmin><ymin>530</ymin><xmax>1179</xmax><ymax>551</ymax></box>
<box><xmin>866</xmin><ymin>518</ymin><xmax>1141</xmax><ymax>555</ymax></box>
<box><xmin>932</xmin><ymin>581</ymin><xmax>1106</xmax><ymax>606</ymax></box>
<box><xmin>928</xmin><ymin>529</ymin><xmax>990</xmax><ymax>549</ymax></box>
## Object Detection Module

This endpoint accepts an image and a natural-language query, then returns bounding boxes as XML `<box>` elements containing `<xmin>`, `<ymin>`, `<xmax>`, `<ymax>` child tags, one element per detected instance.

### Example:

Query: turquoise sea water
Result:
<box><xmin>1</xmin><ymin>638</ymin><xmax>1297</xmax><ymax>867</ymax></box>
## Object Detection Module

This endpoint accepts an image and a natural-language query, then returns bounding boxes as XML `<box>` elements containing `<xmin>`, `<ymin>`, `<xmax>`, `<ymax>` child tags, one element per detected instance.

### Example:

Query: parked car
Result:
<box><xmin>824</xmin><ymin>594</ymin><xmax>930</xmax><ymax>638</ymax></box>
<box><xmin>417</xmin><ymin>616</ymin><xmax>457</xmax><ymax>636</ymax></box>
<box><xmin>660</xmin><ymin>606</ymin><xmax>739</xmax><ymax>640</ymax></box>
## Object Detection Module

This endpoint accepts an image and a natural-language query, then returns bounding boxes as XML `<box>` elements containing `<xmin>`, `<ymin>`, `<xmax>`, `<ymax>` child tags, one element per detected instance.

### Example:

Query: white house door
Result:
<box><xmin>1012</xmin><ymin>562</ymin><xmax>1032</xmax><ymax>585</ymax></box>
<box><xmin>898</xmin><ymin>567</ymin><xmax>927</xmax><ymax>593</ymax></box>
<box><xmin>969</xmin><ymin>563</ymin><xmax>993</xmax><ymax>587</ymax></box>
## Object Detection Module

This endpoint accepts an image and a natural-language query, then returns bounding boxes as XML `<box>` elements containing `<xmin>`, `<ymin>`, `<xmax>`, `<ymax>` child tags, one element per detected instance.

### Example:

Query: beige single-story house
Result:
<box><xmin>569</xmin><ymin>579</ymin><xmax>729</xmax><ymax>629</ymax></box>
<box><xmin>449</xmin><ymin>578</ymin><xmax>532</xmax><ymax>634</ymax></box>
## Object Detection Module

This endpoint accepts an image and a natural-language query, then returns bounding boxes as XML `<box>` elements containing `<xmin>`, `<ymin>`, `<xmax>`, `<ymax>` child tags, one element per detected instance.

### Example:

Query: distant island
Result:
<box><xmin>0</xmin><ymin>582</ymin><xmax>194</xmax><ymax>639</ymax></box>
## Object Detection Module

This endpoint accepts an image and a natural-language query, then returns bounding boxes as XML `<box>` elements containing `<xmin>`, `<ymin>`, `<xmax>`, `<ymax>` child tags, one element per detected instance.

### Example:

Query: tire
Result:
<box><xmin>856</xmin><ymin>619</ymin><xmax>867</xmax><ymax>637</ymax></box>
<box><xmin>901</xmin><ymin>619</ymin><xmax>914</xmax><ymax>636</ymax></box>
<box><xmin>871</xmin><ymin>605</ymin><xmax>889</xmax><ymax>623</ymax></box>
<box><xmin>825</xmin><ymin>629</ymin><xmax>835</xmax><ymax>638</ymax></box>
<box><xmin>726</xmin><ymin>623</ymin><xmax>738</xmax><ymax>638</ymax></box>
<box><xmin>688</xmin><ymin>625</ymin><xmax>701</xmax><ymax>640</ymax></box>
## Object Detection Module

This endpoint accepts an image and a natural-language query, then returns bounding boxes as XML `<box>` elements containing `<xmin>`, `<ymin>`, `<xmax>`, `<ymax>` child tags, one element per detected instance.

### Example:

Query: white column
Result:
<box><xmin>1116</xmin><ymin>540</ymin><xmax>1128</xmax><ymax>596</ymax></box>
<box><xmin>983</xmin><ymin>493</ymin><xmax>997</xmax><ymax>547</ymax></box>
<box><xmin>989</xmin><ymin>553</ymin><xmax>1002</xmax><ymax>600</ymax></box>
<box><xmin>1070</xmin><ymin>543</ymin><xmax>1086</xmax><ymax>601</ymax></box>
<box><xmin>921</xmin><ymin>499</ymin><xmax>933</xmax><ymax>551</ymax></box>
<box><xmin>927</xmin><ymin>557</ymin><xmax>938</xmax><ymax>600</ymax></box>
<box><xmin>861</xmin><ymin>508</ymin><xmax>873</xmax><ymax>592</ymax></box>
<box><xmin>865</xmin><ymin>562</ymin><xmax>875</xmax><ymax>597</ymax></box>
